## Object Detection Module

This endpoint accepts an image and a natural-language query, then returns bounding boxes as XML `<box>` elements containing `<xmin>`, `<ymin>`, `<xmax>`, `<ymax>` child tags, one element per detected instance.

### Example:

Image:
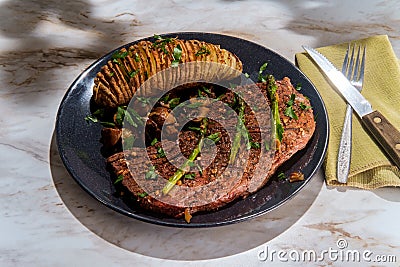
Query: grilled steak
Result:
<box><xmin>107</xmin><ymin>77</ymin><xmax>315</xmax><ymax>218</ymax></box>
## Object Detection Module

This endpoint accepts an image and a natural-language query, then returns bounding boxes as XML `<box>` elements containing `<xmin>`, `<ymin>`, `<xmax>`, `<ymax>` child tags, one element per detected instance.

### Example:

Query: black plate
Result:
<box><xmin>56</xmin><ymin>32</ymin><xmax>329</xmax><ymax>228</ymax></box>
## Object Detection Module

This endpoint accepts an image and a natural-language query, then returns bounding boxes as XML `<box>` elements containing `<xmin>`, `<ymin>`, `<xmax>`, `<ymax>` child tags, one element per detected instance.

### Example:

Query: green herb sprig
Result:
<box><xmin>84</xmin><ymin>108</ymin><xmax>116</xmax><ymax>127</ymax></box>
<box><xmin>114</xmin><ymin>174</ymin><xmax>123</xmax><ymax>184</ymax></box>
<box><xmin>300</xmin><ymin>102</ymin><xmax>311</xmax><ymax>110</ymax></box>
<box><xmin>116</xmin><ymin>106</ymin><xmax>145</xmax><ymax>128</ymax></box>
<box><xmin>277</xmin><ymin>172</ymin><xmax>286</xmax><ymax>181</ymax></box>
<box><xmin>152</xmin><ymin>34</ymin><xmax>176</xmax><ymax>54</ymax></box>
<box><xmin>138</xmin><ymin>192</ymin><xmax>148</xmax><ymax>198</ymax></box>
<box><xmin>145</xmin><ymin>165</ymin><xmax>158</xmax><ymax>180</ymax></box>
<box><xmin>284</xmin><ymin>93</ymin><xmax>298</xmax><ymax>120</ymax></box>
<box><xmin>157</xmin><ymin>147</ymin><xmax>166</xmax><ymax>158</ymax></box>
<box><xmin>195</xmin><ymin>46</ymin><xmax>211</xmax><ymax>57</ymax></box>
<box><xmin>150</xmin><ymin>138</ymin><xmax>158</xmax><ymax>146</ymax></box>
<box><xmin>206</xmin><ymin>132</ymin><xmax>221</xmax><ymax>143</ymax></box>
<box><xmin>168</xmin><ymin>98</ymin><xmax>180</xmax><ymax>109</ymax></box>
<box><xmin>171</xmin><ymin>44</ymin><xmax>182</xmax><ymax>67</ymax></box>
<box><xmin>258</xmin><ymin>62</ymin><xmax>269</xmax><ymax>82</ymax></box>
<box><xmin>184</xmin><ymin>173</ymin><xmax>196</xmax><ymax>180</ymax></box>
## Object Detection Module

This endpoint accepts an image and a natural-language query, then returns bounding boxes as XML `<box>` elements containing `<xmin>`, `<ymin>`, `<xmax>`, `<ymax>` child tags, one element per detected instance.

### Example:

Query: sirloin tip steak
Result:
<box><xmin>107</xmin><ymin>77</ymin><xmax>315</xmax><ymax>219</ymax></box>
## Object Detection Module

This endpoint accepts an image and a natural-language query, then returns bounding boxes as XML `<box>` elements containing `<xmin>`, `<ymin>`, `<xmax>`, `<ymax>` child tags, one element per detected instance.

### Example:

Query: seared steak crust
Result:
<box><xmin>107</xmin><ymin>78</ymin><xmax>315</xmax><ymax>218</ymax></box>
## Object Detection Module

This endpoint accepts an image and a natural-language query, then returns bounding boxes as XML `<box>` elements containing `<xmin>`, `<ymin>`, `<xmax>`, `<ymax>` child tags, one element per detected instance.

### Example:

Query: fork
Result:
<box><xmin>337</xmin><ymin>44</ymin><xmax>366</xmax><ymax>183</ymax></box>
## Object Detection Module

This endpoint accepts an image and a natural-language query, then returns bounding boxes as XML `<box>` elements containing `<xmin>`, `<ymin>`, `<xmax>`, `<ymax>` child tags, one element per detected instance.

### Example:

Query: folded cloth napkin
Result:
<box><xmin>295</xmin><ymin>35</ymin><xmax>400</xmax><ymax>189</ymax></box>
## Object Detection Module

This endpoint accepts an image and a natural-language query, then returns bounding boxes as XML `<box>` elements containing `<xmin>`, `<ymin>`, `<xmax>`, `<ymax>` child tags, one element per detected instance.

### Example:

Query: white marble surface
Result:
<box><xmin>1</xmin><ymin>0</ymin><xmax>400</xmax><ymax>266</ymax></box>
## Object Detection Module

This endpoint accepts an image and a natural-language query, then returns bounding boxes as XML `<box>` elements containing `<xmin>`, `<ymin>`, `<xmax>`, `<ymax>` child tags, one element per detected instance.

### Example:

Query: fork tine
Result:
<box><xmin>347</xmin><ymin>45</ymin><xmax>356</xmax><ymax>79</ymax></box>
<box><xmin>352</xmin><ymin>45</ymin><xmax>361</xmax><ymax>81</ymax></box>
<box><xmin>341</xmin><ymin>44</ymin><xmax>350</xmax><ymax>74</ymax></box>
<box><xmin>358</xmin><ymin>46</ymin><xmax>366</xmax><ymax>83</ymax></box>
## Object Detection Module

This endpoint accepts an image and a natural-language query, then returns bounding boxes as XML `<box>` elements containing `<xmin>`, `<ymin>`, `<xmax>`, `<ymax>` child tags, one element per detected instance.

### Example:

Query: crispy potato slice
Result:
<box><xmin>93</xmin><ymin>38</ymin><xmax>243</xmax><ymax>107</ymax></box>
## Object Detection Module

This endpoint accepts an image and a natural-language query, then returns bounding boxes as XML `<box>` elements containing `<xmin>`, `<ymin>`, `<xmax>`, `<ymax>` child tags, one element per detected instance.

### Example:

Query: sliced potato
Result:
<box><xmin>93</xmin><ymin>38</ymin><xmax>243</xmax><ymax>107</ymax></box>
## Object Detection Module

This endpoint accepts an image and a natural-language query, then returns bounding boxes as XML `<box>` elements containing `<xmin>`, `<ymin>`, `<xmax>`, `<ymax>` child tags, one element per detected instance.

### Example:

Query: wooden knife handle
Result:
<box><xmin>362</xmin><ymin>110</ymin><xmax>400</xmax><ymax>168</ymax></box>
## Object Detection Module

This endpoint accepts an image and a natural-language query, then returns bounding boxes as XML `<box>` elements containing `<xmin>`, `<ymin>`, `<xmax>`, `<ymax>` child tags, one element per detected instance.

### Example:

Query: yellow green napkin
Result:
<box><xmin>295</xmin><ymin>35</ymin><xmax>400</xmax><ymax>189</ymax></box>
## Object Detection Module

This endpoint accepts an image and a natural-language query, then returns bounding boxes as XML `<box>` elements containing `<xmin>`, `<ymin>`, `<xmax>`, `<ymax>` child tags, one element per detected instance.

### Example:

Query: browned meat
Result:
<box><xmin>107</xmin><ymin>78</ymin><xmax>315</xmax><ymax>218</ymax></box>
<box><xmin>100</xmin><ymin>127</ymin><xmax>122</xmax><ymax>148</ymax></box>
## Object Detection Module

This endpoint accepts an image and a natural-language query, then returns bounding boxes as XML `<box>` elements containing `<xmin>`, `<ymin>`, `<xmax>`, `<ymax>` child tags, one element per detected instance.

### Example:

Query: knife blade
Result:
<box><xmin>302</xmin><ymin>45</ymin><xmax>400</xmax><ymax>169</ymax></box>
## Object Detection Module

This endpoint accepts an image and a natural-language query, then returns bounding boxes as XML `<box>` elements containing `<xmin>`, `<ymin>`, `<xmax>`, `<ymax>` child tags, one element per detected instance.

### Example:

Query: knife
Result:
<box><xmin>302</xmin><ymin>45</ymin><xmax>400</xmax><ymax>170</ymax></box>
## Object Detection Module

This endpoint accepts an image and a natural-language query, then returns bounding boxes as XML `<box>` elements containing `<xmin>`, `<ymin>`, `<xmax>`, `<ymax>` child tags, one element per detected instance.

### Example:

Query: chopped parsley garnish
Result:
<box><xmin>258</xmin><ymin>62</ymin><xmax>269</xmax><ymax>82</ymax></box>
<box><xmin>123</xmin><ymin>135</ymin><xmax>135</xmax><ymax>150</ymax></box>
<box><xmin>135</xmin><ymin>96</ymin><xmax>151</xmax><ymax>106</ymax></box>
<box><xmin>184</xmin><ymin>173</ymin><xmax>196</xmax><ymax>179</ymax></box>
<box><xmin>84</xmin><ymin>108</ymin><xmax>116</xmax><ymax>127</ymax></box>
<box><xmin>168</xmin><ymin>98</ymin><xmax>180</xmax><ymax>109</ymax></box>
<box><xmin>152</xmin><ymin>34</ymin><xmax>175</xmax><ymax>54</ymax></box>
<box><xmin>145</xmin><ymin>165</ymin><xmax>158</xmax><ymax>180</ymax></box>
<box><xmin>287</xmin><ymin>93</ymin><xmax>296</xmax><ymax>106</ymax></box>
<box><xmin>300</xmin><ymin>102</ymin><xmax>311</xmax><ymax>110</ymax></box>
<box><xmin>134</xmin><ymin>52</ymin><xmax>140</xmax><ymax>62</ymax></box>
<box><xmin>206</xmin><ymin>132</ymin><xmax>221</xmax><ymax>143</ymax></box>
<box><xmin>84</xmin><ymin>115</ymin><xmax>97</xmax><ymax>123</ymax></box>
<box><xmin>129</xmin><ymin>69</ymin><xmax>139</xmax><ymax>78</ymax></box>
<box><xmin>284</xmin><ymin>107</ymin><xmax>298</xmax><ymax>120</ymax></box>
<box><xmin>113</xmin><ymin>106</ymin><xmax>145</xmax><ymax>127</ymax></box>
<box><xmin>137</xmin><ymin>192</ymin><xmax>148</xmax><ymax>197</ymax></box>
<box><xmin>198</xmin><ymin>86</ymin><xmax>212</xmax><ymax>96</ymax></box>
<box><xmin>284</xmin><ymin>94</ymin><xmax>298</xmax><ymax>120</ymax></box>
<box><xmin>112</xmin><ymin>50</ymin><xmax>129</xmax><ymax>61</ymax></box>
<box><xmin>114</xmin><ymin>174</ymin><xmax>123</xmax><ymax>184</ymax></box>
<box><xmin>277</xmin><ymin>172</ymin><xmax>286</xmax><ymax>181</ymax></box>
<box><xmin>188</xmin><ymin>161</ymin><xmax>203</xmax><ymax>175</ymax></box>
<box><xmin>197</xmin><ymin>89</ymin><xmax>206</xmax><ymax>98</ymax></box>
<box><xmin>127</xmin><ymin>107</ymin><xmax>145</xmax><ymax>126</ymax></box>
<box><xmin>195</xmin><ymin>46</ymin><xmax>211</xmax><ymax>56</ymax></box>
<box><xmin>250</xmin><ymin>141</ymin><xmax>261</xmax><ymax>149</ymax></box>
<box><xmin>295</xmin><ymin>83</ymin><xmax>302</xmax><ymax>91</ymax></box>
<box><xmin>150</xmin><ymin>138</ymin><xmax>158</xmax><ymax>146</ymax></box>
<box><xmin>84</xmin><ymin>115</ymin><xmax>115</xmax><ymax>127</ymax></box>
<box><xmin>115</xmin><ymin>106</ymin><xmax>126</xmax><ymax>126</ymax></box>
<box><xmin>188</xmin><ymin>126</ymin><xmax>201</xmax><ymax>132</ymax></box>
<box><xmin>157</xmin><ymin>147</ymin><xmax>166</xmax><ymax>158</ymax></box>
<box><xmin>171</xmin><ymin>44</ymin><xmax>182</xmax><ymax>67</ymax></box>
<box><xmin>161</xmin><ymin>94</ymin><xmax>170</xmax><ymax>103</ymax></box>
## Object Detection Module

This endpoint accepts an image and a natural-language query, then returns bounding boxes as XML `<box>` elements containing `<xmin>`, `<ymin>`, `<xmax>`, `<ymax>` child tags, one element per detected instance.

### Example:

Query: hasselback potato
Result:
<box><xmin>93</xmin><ymin>37</ymin><xmax>243</xmax><ymax>107</ymax></box>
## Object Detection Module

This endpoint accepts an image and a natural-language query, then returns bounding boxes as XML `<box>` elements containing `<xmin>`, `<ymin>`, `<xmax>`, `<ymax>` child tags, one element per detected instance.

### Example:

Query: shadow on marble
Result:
<box><xmin>49</xmin><ymin>132</ymin><xmax>324</xmax><ymax>260</ymax></box>
<box><xmin>326</xmin><ymin>185</ymin><xmax>400</xmax><ymax>203</ymax></box>
<box><xmin>283</xmin><ymin>0</ymin><xmax>399</xmax><ymax>48</ymax></box>
<box><xmin>0</xmin><ymin>0</ymin><xmax>136</xmax><ymax>103</ymax></box>
<box><xmin>372</xmin><ymin>188</ymin><xmax>400</xmax><ymax>202</ymax></box>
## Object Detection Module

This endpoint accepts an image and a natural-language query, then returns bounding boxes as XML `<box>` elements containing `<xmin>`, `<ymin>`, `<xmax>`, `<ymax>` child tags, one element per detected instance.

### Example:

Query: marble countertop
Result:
<box><xmin>1</xmin><ymin>0</ymin><xmax>399</xmax><ymax>266</ymax></box>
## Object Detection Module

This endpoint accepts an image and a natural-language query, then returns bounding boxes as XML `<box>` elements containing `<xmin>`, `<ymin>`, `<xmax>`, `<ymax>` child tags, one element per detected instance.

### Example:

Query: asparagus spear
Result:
<box><xmin>267</xmin><ymin>75</ymin><xmax>284</xmax><ymax>148</ymax></box>
<box><xmin>229</xmin><ymin>95</ymin><xmax>246</xmax><ymax>164</ymax></box>
<box><xmin>162</xmin><ymin>118</ymin><xmax>209</xmax><ymax>195</ymax></box>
